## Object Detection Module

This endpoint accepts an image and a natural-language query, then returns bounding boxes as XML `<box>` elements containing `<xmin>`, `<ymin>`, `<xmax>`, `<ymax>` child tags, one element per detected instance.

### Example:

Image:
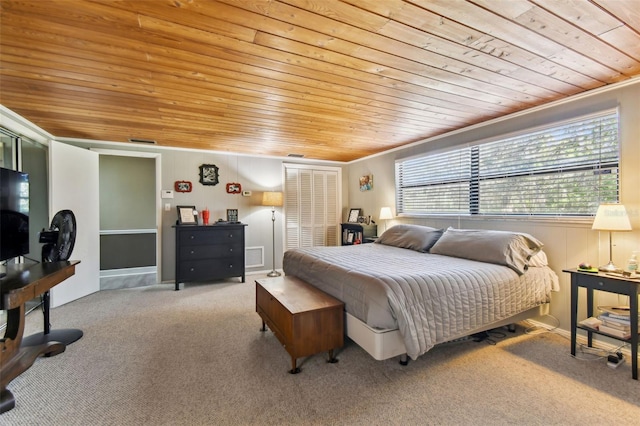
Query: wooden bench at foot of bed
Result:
<box><xmin>255</xmin><ymin>276</ymin><xmax>344</xmax><ymax>374</ymax></box>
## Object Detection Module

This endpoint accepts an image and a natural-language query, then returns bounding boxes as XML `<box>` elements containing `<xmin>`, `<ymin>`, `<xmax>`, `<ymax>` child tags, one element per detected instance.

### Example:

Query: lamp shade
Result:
<box><xmin>379</xmin><ymin>207</ymin><xmax>393</xmax><ymax>220</ymax></box>
<box><xmin>262</xmin><ymin>191</ymin><xmax>283</xmax><ymax>207</ymax></box>
<box><xmin>592</xmin><ymin>203</ymin><xmax>632</xmax><ymax>231</ymax></box>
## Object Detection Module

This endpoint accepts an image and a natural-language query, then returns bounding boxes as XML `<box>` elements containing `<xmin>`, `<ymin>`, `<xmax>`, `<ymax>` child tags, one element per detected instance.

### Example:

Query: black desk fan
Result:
<box><xmin>21</xmin><ymin>209</ymin><xmax>83</xmax><ymax>349</ymax></box>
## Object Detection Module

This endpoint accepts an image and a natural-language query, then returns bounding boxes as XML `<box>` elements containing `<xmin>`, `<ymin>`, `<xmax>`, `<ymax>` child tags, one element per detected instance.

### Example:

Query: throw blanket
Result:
<box><xmin>283</xmin><ymin>244</ymin><xmax>558</xmax><ymax>360</ymax></box>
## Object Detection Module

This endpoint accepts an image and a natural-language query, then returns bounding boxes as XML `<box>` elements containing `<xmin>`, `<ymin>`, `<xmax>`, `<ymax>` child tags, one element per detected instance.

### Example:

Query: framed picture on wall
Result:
<box><xmin>359</xmin><ymin>174</ymin><xmax>373</xmax><ymax>191</ymax></box>
<box><xmin>177</xmin><ymin>205</ymin><xmax>197</xmax><ymax>225</ymax></box>
<box><xmin>199</xmin><ymin>164</ymin><xmax>219</xmax><ymax>186</ymax></box>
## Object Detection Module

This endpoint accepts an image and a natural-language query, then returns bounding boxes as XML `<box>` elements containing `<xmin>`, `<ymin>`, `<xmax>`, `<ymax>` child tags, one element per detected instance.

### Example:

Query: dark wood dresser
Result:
<box><xmin>174</xmin><ymin>223</ymin><xmax>247</xmax><ymax>290</ymax></box>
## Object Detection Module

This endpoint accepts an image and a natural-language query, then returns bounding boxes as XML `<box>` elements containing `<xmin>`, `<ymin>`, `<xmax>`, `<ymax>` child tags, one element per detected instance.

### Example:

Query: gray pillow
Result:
<box><xmin>429</xmin><ymin>228</ymin><xmax>543</xmax><ymax>275</ymax></box>
<box><xmin>375</xmin><ymin>224</ymin><xmax>443</xmax><ymax>252</ymax></box>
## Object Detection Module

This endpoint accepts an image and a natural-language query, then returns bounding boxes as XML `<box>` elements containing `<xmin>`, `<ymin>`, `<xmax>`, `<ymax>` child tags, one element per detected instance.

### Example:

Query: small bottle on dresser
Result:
<box><xmin>627</xmin><ymin>251</ymin><xmax>638</xmax><ymax>275</ymax></box>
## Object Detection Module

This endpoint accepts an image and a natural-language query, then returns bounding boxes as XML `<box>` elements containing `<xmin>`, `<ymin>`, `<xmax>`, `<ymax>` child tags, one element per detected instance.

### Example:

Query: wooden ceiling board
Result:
<box><xmin>226</xmin><ymin>0</ymin><xmax>569</xmax><ymax>100</ymax></box>
<box><xmin>1</xmin><ymin>0</ymin><xmax>639</xmax><ymax>161</ymax></box>
<box><xmin>343</xmin><ymin>0</ymin><xmax>604</xmax><ymax>90</ymax></box>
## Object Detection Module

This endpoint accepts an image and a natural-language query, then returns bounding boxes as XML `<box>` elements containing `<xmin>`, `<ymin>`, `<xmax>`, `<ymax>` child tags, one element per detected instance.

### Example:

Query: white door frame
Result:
<box><xmin>90</xmin><ymin>148</ymin><xmax>162</xmax><ymax>285</ymax></box>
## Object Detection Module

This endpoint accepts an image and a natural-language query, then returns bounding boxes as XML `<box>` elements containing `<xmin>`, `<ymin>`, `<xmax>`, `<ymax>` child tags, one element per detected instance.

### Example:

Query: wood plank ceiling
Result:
<box><xmin>1</xmin><ymin>0</ymin><xmax>639</xmax><ymax>162</ymax></box>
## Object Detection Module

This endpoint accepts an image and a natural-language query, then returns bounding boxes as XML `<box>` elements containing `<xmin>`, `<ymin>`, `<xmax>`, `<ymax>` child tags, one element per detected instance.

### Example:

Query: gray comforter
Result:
<box><xmin>283</xmin><ymin>243</ymin><xmax>558</xmax><ymax>359</ymax></box>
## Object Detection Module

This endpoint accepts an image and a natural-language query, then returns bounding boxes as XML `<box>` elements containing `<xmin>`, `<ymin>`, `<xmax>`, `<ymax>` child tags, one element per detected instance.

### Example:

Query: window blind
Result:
<box><xmin>396</xmin><ymin>110</ymin><xmax>619</xmax><ymax>217</ymax></box>
<box><xmin>396</xmin><ymin>148</ymin><xmax>471</xmax><ymax>215</ymax></box>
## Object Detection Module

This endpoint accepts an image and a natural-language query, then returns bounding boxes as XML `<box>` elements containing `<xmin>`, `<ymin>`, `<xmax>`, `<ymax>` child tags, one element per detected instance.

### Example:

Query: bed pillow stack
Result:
<box><xmin>375</xmin><ymin>224</ymin><xmax>443</xmax><ymax>253</ymax></box>
<box><xmin>429</xmin><ymin>227</ymin><xmax>543</xmax><ymax>275</ymax></box>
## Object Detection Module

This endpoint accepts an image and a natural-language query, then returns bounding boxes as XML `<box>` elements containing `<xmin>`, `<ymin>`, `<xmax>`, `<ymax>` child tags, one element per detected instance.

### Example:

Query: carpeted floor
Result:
<box><xmin>2</xmin><ymin>275</ymin><xmax>639</xmax><ymax>425</ymax></box>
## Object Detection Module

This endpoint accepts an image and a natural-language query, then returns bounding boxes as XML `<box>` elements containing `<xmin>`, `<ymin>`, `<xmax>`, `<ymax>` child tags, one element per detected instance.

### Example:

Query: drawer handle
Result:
<box><xmin>228</xmin><ymin>234</ymin><xmax>234</xmax><ymax>238</ymax></box>
<box><xmin>190</xmin><ymin>235</ymin><xmax>195</xmax><ymax>239</ymax></box>
<box><xmin>229</xmin><ymin>248</ymin><xmax>233</xmax><ymax>252</ymax></box>
<box><xmin>229</xmin><ymin>264</ymin><xmax>233</xmax><ymax>268</ymax></box>
<box><xmin>190</xmin><ymin>250</ymin><xmax>195</xmax><ymax>254</ymax></box>
<box><xmin>190</xmin><ymin>267</ymin><xmax>195</xmax><ymax>272</ymax></box>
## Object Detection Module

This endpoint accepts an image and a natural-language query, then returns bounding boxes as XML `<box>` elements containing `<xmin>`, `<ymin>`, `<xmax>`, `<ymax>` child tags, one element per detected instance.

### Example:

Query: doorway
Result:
<box><xmin>95</xmin><ymin>150</ymin><xmax>161</xmax><ymax>289</ymax></box>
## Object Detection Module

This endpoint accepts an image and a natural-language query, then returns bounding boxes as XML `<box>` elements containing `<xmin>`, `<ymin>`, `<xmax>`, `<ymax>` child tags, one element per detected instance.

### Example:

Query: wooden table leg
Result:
<box><xmin>289</xmin><ymin>357</ymin><xmax>300</xmax><ymax>374</ymax></box>
<box><xmin>0</xmin><ymin>389</ymin><xmax>15</xmax><ymax>414</ymax></box>
<box><xmin>1</xmin><ymin>304</ymin><xmax>65</xmax><ymax>413</ymax></box>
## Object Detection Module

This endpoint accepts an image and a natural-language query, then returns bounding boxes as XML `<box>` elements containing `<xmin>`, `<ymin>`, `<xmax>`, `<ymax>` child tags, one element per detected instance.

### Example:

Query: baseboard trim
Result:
<box><xmin>100</xmin><ymin>267</ymin><xmax>157</xmax><ymax>290</ymax></box>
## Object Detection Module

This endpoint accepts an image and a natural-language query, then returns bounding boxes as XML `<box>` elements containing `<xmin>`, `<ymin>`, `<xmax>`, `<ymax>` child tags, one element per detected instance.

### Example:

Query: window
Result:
<box><xmin>396</xmin><ymin>110</ymin><xmax>619</xmax><ymax>217</ymax></box>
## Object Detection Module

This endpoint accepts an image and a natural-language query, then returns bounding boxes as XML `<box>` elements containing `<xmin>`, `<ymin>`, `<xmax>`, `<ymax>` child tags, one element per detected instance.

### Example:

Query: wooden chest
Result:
<box><xmin>255</xmin><ymin>276</ymin><xmax>344</xmax><ymax>373</ymax></box>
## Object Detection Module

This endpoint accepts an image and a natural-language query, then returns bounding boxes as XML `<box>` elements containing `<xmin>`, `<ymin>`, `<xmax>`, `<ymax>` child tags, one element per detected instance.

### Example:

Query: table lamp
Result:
<box><xmin>592</xmin><ymin>203</ymin><xmax>632</xmax><ymax>272</ymax></box>
<box><xmin>262</xmin><ymin>191</ymin><xmax>283</xmax><ymax>277</ymax></box>
<box><xmin>379</xmin><ymin>207</ymin><xmax>393</xmax><ymax>233</ymax></box>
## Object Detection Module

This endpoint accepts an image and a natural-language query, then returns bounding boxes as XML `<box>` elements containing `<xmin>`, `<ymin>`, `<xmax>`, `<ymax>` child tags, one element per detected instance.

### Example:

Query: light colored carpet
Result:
<box><xmin>2</xmin><ymin>275</ymin><xmax>639</xmax><ymax>425</ymax></box>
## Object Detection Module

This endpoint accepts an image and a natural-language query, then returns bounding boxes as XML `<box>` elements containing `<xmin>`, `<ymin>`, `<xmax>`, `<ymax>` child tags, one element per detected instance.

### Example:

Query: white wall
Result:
<box><xmin>347</xmin><ymin>79</ymin><xmax>640</xmax><ymax>337</ymax></box>
<box><xmin>159</xmin><ymin>151</ymin><xmax>287</xmax><ymax>280</ymax></box>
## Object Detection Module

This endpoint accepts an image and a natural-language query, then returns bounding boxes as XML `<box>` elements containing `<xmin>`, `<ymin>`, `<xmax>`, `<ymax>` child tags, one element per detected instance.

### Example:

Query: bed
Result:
<box><xmin>282</xmin><ymin>225</ymin><xmax>560</xmax><ymax>362</ymax></box>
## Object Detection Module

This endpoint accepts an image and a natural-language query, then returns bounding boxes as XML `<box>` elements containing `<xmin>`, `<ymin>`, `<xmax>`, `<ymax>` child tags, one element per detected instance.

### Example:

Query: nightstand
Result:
<box><xmin>341</xmin><ymin>223</ymin><xmax>377</xmax><ymax>245</ymax></box>
<box><xmin>564</xmin><ymin>269</ymin><xmax>639</xmax><ymax>379</ymax></box>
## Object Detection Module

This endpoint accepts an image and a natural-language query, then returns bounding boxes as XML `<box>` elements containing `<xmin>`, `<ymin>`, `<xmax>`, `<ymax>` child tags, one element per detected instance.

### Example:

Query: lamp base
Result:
<box><xmin>267</xmin><ymin>270</ymin><xmax>281</xmax><ymax>277</ymax></box>
<box><xmin>598</xmin><ymin>261</ymin><xmax>623</xmax><ymax>274</ymax></box>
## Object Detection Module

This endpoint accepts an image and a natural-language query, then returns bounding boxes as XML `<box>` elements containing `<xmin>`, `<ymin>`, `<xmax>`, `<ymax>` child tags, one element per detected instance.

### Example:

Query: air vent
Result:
<box><xmin>245</xmin><ymin>246</ymin><xmax>264</xmax><ymax>268</ymax></box>
<box><xmin>128</xmin><ymin>138</ymin><xmax>157</xmax><ymax>144</ymax></box>
<box><xmin>287</xmin><ymin>153</ymin><xmax>304</xmax><ymax>158</ymax></box>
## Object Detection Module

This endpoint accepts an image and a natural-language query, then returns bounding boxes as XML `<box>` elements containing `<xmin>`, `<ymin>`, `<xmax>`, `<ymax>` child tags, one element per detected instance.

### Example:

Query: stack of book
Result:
<box><xmin>343</xmin><ymin>229</ymin><xmax>363</xmax><ymax>244</ymax></box>
<box><xmin>597</xmin><ymin>306</ymin><xmax>638</xmax><ymax>339</ymax></box>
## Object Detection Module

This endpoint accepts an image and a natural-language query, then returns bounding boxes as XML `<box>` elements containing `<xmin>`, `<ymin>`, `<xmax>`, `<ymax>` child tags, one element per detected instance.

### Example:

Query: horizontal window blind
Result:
<box><xmin>396</xmin><ymin>110</ymin><xmax>619</xmax><ymax>216</ymax></box>
<box><xmin>396</xmin><ymin>148</ymin><xmax>471</xmax><ymax>214</ymax></box>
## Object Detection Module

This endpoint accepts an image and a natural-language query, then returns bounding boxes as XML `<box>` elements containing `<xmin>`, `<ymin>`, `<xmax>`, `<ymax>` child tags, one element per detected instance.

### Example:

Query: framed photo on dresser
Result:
<box><xmin>177</xmin><ymin>205</ymin><xmax>197</xmax><ymax>225</ymax></box>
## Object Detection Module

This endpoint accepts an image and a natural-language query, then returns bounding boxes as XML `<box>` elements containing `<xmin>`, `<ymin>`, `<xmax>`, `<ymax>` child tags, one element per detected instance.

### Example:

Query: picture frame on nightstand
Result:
<box><xmin>347</xmin><ymin>208</ymin><xmax>360</xmax><ymax>223</ymax></box>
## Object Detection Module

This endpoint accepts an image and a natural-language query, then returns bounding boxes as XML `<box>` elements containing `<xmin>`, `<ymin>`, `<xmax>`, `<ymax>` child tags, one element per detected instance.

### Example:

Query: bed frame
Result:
<box><xmin>345</xmin><ymin>303</ymin><xmax>550</xmax><ymax>363</ymax></box>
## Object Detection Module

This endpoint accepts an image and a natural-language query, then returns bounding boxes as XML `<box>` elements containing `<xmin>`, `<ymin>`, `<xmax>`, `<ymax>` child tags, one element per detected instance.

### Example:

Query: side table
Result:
<box><xmin>564</xmin><ymin>269</ymin><xmax>638</xmax><ymax>380</ymax></box>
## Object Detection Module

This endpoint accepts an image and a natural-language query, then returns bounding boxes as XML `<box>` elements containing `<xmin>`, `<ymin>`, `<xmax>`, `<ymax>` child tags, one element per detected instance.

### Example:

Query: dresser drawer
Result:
<box><xmin>179</xmin><ymin>257</ymin><xmax>244</xmax><ymax>281</ymax></box>
<box><xmin>179</xmin><ymin>228</ymin><xmax>244</xmax><ymax>246</ymax></box>
<box><xmin>180</xmin><ymin>243</ymin><xmax>243</xmax><ymax>260</ymax></box>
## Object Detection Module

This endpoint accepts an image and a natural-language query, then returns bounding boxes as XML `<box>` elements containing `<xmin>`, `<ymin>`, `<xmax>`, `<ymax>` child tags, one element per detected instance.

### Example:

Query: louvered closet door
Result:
<box><xmin>320</xmin><ymin>171</ymin><xmax>338</xmax><ymax>246</ymax></box>
<box><xmin>284</xmin><ymin>165</ymin><xmax>340</xmax><ymax>251</ymax></box>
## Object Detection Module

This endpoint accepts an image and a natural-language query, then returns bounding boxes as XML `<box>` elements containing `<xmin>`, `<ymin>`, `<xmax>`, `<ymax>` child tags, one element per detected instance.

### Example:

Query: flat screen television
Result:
<box><xmin>0</xmin><ymin>166</ymin><xmax>30</xmax><ymax>262</ymax></box>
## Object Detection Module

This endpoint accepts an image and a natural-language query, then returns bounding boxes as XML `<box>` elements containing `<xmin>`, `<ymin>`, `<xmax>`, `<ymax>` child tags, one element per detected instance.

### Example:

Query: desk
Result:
<box><xmin>1</xmin><ymin>260</ymin><xmax>80</xmax><ymax>413</ymax></box>
<box><xmin>564</xmin><ymin>269</ymin><xmax>638</xmax><ymax>380</ymax></box>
